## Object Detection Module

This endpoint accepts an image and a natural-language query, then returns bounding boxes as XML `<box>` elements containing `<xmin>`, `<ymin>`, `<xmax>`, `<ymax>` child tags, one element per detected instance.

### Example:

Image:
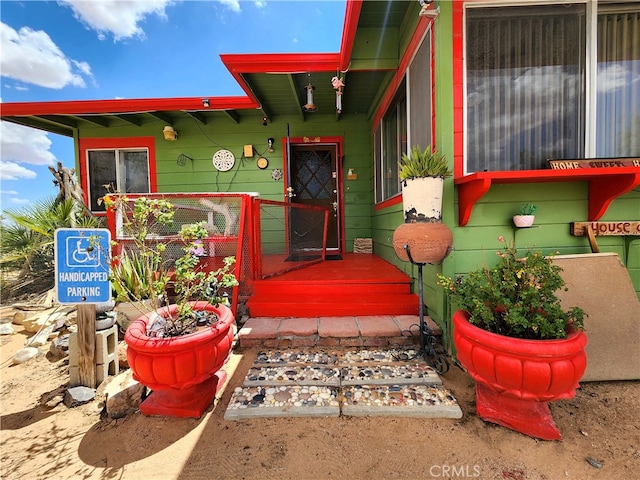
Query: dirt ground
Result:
<box><xmin>1</xmin><ymin>304</ymin><xmax>638</xmax><ymax>480</ymax></box>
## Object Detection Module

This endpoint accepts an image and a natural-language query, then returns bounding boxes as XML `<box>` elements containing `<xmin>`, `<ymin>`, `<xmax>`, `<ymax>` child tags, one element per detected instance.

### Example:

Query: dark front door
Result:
<box><xmin>288</xmin><ymin>144</ymin><xmax>341</xmax><ymax>252</ymax></box>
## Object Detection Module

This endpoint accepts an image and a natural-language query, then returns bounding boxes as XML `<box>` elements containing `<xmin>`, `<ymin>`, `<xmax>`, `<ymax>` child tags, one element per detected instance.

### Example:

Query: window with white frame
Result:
<box><xmin>375</xmin><ymin>31</ymin><xmax>432</xmax><ymax>203</ymax></box>
<box><xmin>465</xmin><ymin>2</ymin><xmax>640</xmax><ymax>173</ymax></box>
<box><xmin>87</xmin><ymin>148</ymin><xmax>150</xmax><ymax>212</ymax></box>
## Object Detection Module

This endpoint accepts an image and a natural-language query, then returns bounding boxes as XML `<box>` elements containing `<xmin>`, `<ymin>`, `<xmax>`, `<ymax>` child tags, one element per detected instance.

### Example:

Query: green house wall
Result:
<box><xmin>73</xmin><ymin>1</ymin><xmax>639</xmax><ymax>348</ymax></box>
<box><xmin>75</xmin><ymin>112</ymin><xmax>376</xmax><ymax>254</ymax></box>
<box><xmin>371</xmin><ymin>2</ymin><xmax>640</xmax><ymax>348</ymax></box>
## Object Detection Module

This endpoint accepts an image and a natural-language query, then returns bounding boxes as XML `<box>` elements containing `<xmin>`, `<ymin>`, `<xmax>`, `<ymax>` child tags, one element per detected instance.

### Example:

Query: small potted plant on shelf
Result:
<box><xmin>513</xmin><ymin>203</ymin><xmax>538</xmax><ymax>227</ymax></box>
<box><xmin>102</xmin><ymin>193</ymin><xmax>239</xmax><ymax>418</ymax></box>
<box><xmin>438</xmin><ymin>236</ymin><xmax>587</xmax><ymax>440</ymax></box>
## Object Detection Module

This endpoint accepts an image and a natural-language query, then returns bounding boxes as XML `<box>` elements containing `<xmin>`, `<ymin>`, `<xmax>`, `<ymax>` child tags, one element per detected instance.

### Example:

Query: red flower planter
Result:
<box><xmin>125</xmin><ymin>301</ymin><xmax>235</xmax><ymax>418</ymax></box>
<box><xmin>453</xmin><ymin>310</ymin><xmax>587</xmax><ymax>440</ymax></box>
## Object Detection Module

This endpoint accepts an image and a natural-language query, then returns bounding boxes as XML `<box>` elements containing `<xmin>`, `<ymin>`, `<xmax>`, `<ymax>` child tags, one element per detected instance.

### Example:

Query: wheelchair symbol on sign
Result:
<box><xmin>66</xmin><ymin>236</ymin><xmax>100</xmax><ymax>267</ymax></box>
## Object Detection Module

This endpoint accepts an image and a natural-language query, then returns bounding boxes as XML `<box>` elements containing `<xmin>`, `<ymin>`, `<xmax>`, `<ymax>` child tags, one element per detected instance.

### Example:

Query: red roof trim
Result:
<box><xmin>339</xmin><ymin>0</ymin><xmax>363</xmax><ymax>70</ymax></box>
<box><xmin>1</xmin><ymin>1</ymin><xmax>362</xmax><ymax>117</ymax></box>
<box><xmin>1</xmin><ymin>96</ymin><xmax>256</xmax><ymax>116</ymax></box>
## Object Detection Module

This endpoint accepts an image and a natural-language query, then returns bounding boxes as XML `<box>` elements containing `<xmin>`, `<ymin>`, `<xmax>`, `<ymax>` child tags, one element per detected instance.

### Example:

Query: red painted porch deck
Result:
<box><xmin>246</xmin><ymin>253</ymin><xmax>420</xmax><ymax>317</ymax></box>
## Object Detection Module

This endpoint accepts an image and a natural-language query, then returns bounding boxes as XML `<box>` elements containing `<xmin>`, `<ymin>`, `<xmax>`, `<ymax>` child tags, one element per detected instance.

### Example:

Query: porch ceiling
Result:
<box><xmin>0</xmin><ymin>1</ymin><xmax>417</xmax><ymax>137</ymax></box>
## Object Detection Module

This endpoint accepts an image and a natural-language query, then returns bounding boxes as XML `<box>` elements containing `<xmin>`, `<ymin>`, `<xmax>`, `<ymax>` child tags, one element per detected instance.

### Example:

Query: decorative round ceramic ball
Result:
<box><xmin>392</xmin><ymin>222</ymin><xmax>453</xmax><ymax>264</ymax></box>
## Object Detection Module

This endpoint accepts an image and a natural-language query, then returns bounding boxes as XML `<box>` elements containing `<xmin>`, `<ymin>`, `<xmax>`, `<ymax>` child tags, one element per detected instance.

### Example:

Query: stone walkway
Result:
<box><xmin>237</xmin><ymin>315</ymin><xmax>442</xmax><ymax>348</ymax></box>
<box><xmin>224</xmin><ymin>347</ymin><xmax>462</xmax><ymax>420</ymax></box>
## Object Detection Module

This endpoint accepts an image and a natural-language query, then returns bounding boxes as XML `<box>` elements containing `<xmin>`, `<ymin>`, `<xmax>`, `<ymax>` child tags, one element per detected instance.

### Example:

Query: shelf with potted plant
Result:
<box><xmin>438</xmin><ymin>237</ymin><xmax>587</xmax><ymax>440</ymax></box>
<box><xmin>454</xmin><ymin>166</ymin><xmax>640</xmax><ymax>226</ymax></box>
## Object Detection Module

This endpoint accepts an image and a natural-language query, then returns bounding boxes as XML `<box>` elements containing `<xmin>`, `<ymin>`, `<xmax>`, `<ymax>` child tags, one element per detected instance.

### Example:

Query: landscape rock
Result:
<box><xmin>25</xmin><ymin>323</ymin><xmax>56</xmax><ymax>347</ymax></box>
<box><xmin>49</xmin><ymin>334</ymin><xmax>70</xmax><ymax>359</ymax></box>
<box><xmin>22</xmin><ymin>307</ymin><xmax>75</xmax><ymax>333</ymax></box>
<box><xmin>64</xmin><ymin>386</ymin><xmax>96</xmax><ymax>407</ymax></box>
<box><xmin>118</xmin><ymin>341</ymin><xmax>129</xmax><ymax>369</ymax></box>
<box><xmin>103</xmin><ymin>369</ymin><xmax>145</xmax><ymax>418</ymax></box>
<box><xmin>0</xmin><ymin>323</ymin><xmax>15</xmax><ymax>335</ymax></box>
<box><xmin>12</xmin><ymin>311</ymin><xmax>26</xmax><ymax>325</ymax></box>
<box><xmin>12</xmin><ymin>347</ymin><xmax>39</xmax><ymax>364</ymax></box>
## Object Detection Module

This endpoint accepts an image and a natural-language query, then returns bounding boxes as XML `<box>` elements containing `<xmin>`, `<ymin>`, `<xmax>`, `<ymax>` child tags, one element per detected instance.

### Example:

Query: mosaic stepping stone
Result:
<box><xmin>224</xmin><ymin>385</ymin><xmax>341</xmax><ymax>419</ymax></box>
<box><xmin>341</xmin><ymin>384</ymin><xmax>463</xmax><ymax>418</ymax></box>
<box><xmin>340</xmin><ymin>363</ymin><xmax>441</xmax><ymax>386</ymax></box>
<box><xmin>253</xmin><ymin>349</ymin><xmax>340</xmax><ymax>366</ymax></box>
<box><xmin>339</xmin><ymin>348</ymin><xmax>428</xmax><ymax>365</ymax></box>
<box><xmin>243</xmin><ymin>365</ymin><xmax>341</xmax><ymax>386</ymax></box>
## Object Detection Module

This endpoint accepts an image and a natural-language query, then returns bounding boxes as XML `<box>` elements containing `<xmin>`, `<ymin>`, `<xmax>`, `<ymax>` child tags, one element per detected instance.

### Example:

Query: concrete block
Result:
<box><xmin>96</xmin><ymin>358</ymin><xmax>119</xmax><ymax>385</ymax></box>
<box><xmin>95</xmin><ymin>325</ymin><xmax>118</xmax><ymax>361</ymax></box>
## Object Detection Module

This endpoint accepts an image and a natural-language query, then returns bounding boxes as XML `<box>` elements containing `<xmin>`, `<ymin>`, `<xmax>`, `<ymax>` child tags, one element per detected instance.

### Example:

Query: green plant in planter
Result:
<box><xmin>102</xmin><ymin>194</ymin><xmax>238</xmax><ymax>337</ymax></box>
<box><xmin>399</xmin><ymin>145</ymin><xmax>452</xmax><ymax>180</ymax></box>
<box><xmin>520</xmin><ymin>203</ymin><xmax>538</xmax><ymax>215</ymax></box>
<box><xmin>438</xmin><ymin>237</ymin><xmax>585</xmax><ymax>340</ymax></box>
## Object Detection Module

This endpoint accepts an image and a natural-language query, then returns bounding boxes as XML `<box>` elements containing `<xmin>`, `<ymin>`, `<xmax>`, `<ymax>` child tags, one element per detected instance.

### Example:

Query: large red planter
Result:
<box><xmin>453</xmin><ymin>310</ymin><xmax>587</xmax><ymax>440</ymax></box>
<box><xmin>125</xmin><ymin>301</ymin><xmax>235</xmax><ymax>418</ymax></box>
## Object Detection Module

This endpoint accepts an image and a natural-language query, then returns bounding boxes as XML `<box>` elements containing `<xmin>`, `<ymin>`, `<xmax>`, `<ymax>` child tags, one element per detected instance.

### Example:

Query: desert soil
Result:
<box><xmin>1</xmin><ymin>303</ymin><xmax>638</xmax><ymax>480</ymax></box>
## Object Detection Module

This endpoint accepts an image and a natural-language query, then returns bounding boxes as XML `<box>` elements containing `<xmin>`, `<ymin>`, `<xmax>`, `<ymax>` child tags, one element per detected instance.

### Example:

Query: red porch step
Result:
<box><xmin>246</xmin><ymin>254</ymin><xmax>419</xmax><ymax>317</ymax></box>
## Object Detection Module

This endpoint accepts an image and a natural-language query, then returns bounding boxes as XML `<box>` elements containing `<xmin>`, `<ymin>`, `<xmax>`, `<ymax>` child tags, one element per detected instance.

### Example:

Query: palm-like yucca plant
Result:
<box><xmin>1</xmin><ymin>197</ymin><xmax>102</xmax><ymax>299</ymax></box>
<box><xmin>399</xmin><ymin>145</ymin><xmax>452</xmax><ymax>180</ymax></box>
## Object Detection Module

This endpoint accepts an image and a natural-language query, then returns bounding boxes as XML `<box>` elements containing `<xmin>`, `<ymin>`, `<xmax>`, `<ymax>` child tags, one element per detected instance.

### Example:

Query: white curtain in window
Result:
<box><xmin>466</xmin><ymin>5</ymin><xmax>586</xmax><ymax>172</ymax></box>
<box><xmin>596</xmin><ymin>9</ymin><xmax>640</xmax><ymax>157</ymax></box>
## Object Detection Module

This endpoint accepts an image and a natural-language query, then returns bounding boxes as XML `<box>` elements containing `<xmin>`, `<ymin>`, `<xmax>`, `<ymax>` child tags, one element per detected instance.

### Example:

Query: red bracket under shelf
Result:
<box><xmin>454</xmin><ymin>167</ymin><xmax>640</xmax><ymax>226</ymax></box>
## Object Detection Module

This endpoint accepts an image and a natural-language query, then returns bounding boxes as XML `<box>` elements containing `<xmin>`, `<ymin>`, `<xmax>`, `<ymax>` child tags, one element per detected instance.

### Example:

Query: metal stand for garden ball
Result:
<box><xmin>404</xmin><ymin>244</ymin><xmax>450</xmax><ymax>374</ymax></box>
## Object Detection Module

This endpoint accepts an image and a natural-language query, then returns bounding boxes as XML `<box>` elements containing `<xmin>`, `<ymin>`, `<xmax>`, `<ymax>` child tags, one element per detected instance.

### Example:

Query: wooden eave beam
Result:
<box><xmin>76</xmin><ymin>115</ymin><xmax>110</xmax><ymax>127</ymax></box>
<box><xmin>3</xmin><ymin>117</ymin><xmax>73</xmax><ymax>137</ymax></box>
<box><xmin>186</xmin><ymin>111</ymin><xmax>207</xmax><ymax>125</ymax></box>
<box><xmin>113</xmin><ymin>114</ymin><xmax>142</xmax><ymax>126</ymax></box>
<box><xmin>224</xmin><ymin>110</ymin><xmax>240</xmax><ymax>124</ymax></box>
<box><xmin>146</xmin><ymin>111</ymin><xmax>174</xmax><ymax>124</ymax></box>
<box><xmin>287</xmin><ymin>74</ymin><xmax>305</xmax><ymax>121</ymax></box>
<box><xmin>39</xmin><ymin>115</ymin><xmax>79</xmax><ymax>128</ymax></box>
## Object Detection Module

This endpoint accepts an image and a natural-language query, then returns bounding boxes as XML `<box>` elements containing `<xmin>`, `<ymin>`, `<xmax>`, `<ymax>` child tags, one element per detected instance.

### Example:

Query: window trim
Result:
<box><xmin>453</xmin><ymin>0</ymin><xmax>640</xmax><ymax>225</ymax></box>
<box><xmin>373</xmin><ymin>18</ymin><xmax>434</xmax><ymax>207</ymax></box>
<box><xmin>78</xmin><ymin>137</ymin><xmax>157</xmax><ymax>214</ymax></box>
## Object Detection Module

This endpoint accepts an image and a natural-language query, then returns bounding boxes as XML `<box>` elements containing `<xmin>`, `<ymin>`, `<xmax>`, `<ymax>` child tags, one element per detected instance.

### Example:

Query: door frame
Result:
<box><xmin>282</xmin><ymin>136</ymin><xmax>345</xmax><ymax>254</ymax></box>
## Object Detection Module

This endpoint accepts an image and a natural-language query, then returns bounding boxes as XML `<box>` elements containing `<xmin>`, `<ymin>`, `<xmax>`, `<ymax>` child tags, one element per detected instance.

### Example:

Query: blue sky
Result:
<box><xmin>0</xmin><ymin>0</ymin><xmax>346</xmax><ymax>211</ymax></box>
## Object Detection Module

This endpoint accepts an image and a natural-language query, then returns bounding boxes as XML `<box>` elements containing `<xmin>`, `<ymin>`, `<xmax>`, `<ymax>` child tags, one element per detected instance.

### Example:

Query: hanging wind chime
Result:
<box><xmin>331</xmin><ymin>73</ymin><xmax>345</xmax><ymax>114</ymax></box>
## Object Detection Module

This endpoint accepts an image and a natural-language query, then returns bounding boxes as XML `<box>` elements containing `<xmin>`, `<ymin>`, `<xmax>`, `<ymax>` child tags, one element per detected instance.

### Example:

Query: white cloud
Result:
<box><xmin>0</xmin><ymin>122</ymin><xmax>57</xmax><ymax>181</ymax></box>
<box><xmin>59</xmin><ymin>0</ymin><xmax>173</xmax><ymax>41</ymax></box>
<box><xmin>0</xmin><ymin>161</ymin><xmax>38</xmax><ymax>181</ymax></box>
<box><xmin>9</xmin><ymin>197</ymin><xmax>32</xmax><ymax>205</ymax></box>
<box><xmin>0</xmin><ymin>22</ymin><xmax>93</xmax><ymax>89</ymax></box>
<box><xmin>220</xmin><ymin>0</ymin><xmax>241</xmax><ymax>13</ymax></box>
<box><xmin>254</xmin><ymin>1</ymin><xmax>267</xmax><ymax>8</ymax></box>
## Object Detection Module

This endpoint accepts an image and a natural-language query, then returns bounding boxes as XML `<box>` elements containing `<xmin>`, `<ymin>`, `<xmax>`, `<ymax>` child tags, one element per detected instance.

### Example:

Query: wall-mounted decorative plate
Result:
<box><xmin>271</xmin><ymin>168</ymin><xmax>283</xmax><ymax>181</ymax></box>
<box><xmin>212</xmin><ymin>149</ymin><xmax>235</xmax><ymax>171</ymax></box>
<box><xmin>257</xmin><ymin>157</ymin><xmax>269</xmax><ymax>169</ymax></box>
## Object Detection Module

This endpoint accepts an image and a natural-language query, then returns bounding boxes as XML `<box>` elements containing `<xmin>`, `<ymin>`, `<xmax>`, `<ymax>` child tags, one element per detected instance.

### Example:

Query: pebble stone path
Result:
<box><xmin>224</xmin><ymin>348</ymin><xmax>462</xmax><ymax>420</ymax></box>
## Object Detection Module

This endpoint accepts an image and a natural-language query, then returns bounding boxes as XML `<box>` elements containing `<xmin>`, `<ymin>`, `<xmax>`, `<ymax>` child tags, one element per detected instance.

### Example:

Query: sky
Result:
<box><xmin>0</xmin><ymin>0</ymin><xmax>346</xmax><ymax>212</ymax></box>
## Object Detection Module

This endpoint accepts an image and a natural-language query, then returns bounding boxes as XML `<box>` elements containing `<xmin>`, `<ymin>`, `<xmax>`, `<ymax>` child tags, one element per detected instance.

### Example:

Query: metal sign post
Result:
<box><xmin>55</xmin><ymin>228</ymin><xmax>111</xmax><ymax>387</ymax></box>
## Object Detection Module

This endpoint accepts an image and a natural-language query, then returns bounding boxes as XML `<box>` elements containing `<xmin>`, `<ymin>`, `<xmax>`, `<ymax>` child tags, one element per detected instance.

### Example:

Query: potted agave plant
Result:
<box><xmin>393</xmin><ymin>145</ymin><xmax>453</xmax><ymax>264</ymax></box>
<box><xmin>102</xmin><ymin>194</ymin><xmax>239</xmax><ymax>418</ymax></box>
<box><xmin>398</xmin><ymin>144</ymin><xmax>452</xmax><ymax>223</ymax></box>
<box><xmin>438</xmin><ymin>237</ymin><xmax>587</xmax><ymax>440</ymax></box>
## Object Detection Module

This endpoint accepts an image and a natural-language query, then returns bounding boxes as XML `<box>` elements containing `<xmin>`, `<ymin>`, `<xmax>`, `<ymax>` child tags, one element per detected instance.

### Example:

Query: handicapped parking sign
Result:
<box><xmin>55</xmin><ymin>228</ymin><xmax>111</xmax><ymax>304</ymax></box>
